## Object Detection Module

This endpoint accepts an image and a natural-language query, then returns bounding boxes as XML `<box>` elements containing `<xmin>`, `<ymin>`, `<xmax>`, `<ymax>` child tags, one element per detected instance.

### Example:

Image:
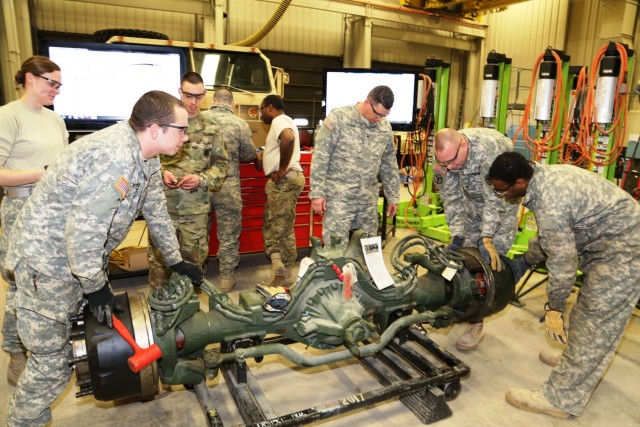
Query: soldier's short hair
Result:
<box><xmin>214</xmin><ymin>87</ymin><xmax>234</xmax><ymax>105</ymax></box>
<box><xmin>128</xmin><ymin>91</ymin><xmax>186</xmax><ymax>132</ymax></box>
<box><xmin>488</xmin><ymin>152</ymin><xmax>534</xmax><ymax>184</ymax></box>
<box><xmin>368</xmin><ymin>85</ymin><xmax>394</xmax><ymax>110</ymax></box>
<box><xmin>262</xmin><ymin>94</ymin><xmax>284</xmax><ymax>111</ymax></box>
<box><xmin>181</xmin><ymin>72</ymin><xmax>204</xmax><ymax>85</ymax></box>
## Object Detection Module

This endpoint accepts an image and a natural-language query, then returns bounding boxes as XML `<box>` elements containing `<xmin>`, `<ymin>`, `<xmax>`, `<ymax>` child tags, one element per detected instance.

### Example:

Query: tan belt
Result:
<box><xmin>4</xmin><ymin>187</ymin><xmax>33</xmax><ymax>198</ymax></box>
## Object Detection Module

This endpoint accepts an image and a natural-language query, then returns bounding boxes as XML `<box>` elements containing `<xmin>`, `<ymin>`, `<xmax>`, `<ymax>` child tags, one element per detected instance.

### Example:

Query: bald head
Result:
<box><xmin>434</xmin><ymin>128</ymin><xmax>463</xmax><ymax>152</ymax></box>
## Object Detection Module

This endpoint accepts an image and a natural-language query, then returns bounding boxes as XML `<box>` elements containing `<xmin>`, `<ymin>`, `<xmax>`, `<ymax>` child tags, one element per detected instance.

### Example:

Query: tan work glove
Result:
<box><xmin>544</xmin><ymin>304</ymin><xmax>567</xmax><ymax>344</ymax></box>
<box><xmin>480</xmin><ymin>237</ymin><xmax>503</xmax><ymax>271</ymax></box>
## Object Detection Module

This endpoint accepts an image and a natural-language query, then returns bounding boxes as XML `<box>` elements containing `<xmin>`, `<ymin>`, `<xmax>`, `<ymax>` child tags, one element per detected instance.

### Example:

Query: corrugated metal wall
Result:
<box><xmin>34</xmin><ymin>0</ymin><xmax>198</xmax><ymax>41</ymax></box>
<box><xmin>483</xmin><ymin>0</ymin><xmax>570</xmax><ymax>129</ymax></box>
<box><xmin>485</xmin><ymin>0</ymin><xmax>569</xmax><ymax>69</ymax></box>
<box><xmin>226</xmin><ymin>0</ymin><xmax>344</xmax><ymax>56</ymax></box>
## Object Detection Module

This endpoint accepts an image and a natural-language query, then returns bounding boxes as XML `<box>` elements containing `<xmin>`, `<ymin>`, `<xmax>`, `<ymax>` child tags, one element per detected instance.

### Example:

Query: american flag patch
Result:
<box><xmin>114</xmin><ymin>177</ymin><xmax>129</xmax><ymax>199</ymax></box>
<box><xmin>324</xmin><ymin>118</ymin><xmax>336</xmax><ymax>131</ymax></box>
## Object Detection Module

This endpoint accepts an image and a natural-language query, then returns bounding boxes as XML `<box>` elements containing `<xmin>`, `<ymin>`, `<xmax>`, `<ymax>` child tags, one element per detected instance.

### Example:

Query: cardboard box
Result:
<box><xmin>121</xmin><ymin>247</ymin><xmax>149</xmax><ymax>271</ymax></box>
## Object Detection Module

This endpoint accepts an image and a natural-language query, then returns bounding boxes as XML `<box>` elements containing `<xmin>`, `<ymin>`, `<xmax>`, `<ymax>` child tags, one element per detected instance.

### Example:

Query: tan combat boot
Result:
<box><xmin>505</xmin><ymin>388</ymin><xmax>570</xmax><ymax>418</ymax></box>
<box><xmin>455</xmin><ymin>321</ymin><xmax>485</xmax><ymax>351</ymax></box>
<box><xmin>268</xmin><ymin>253</ymin><xmax>290</xmax><ymax>286</ymax></box>
<box><xmin>7</xmin><ymin>352</ymin><xmax>27</xmax><ymax>386</ymax></box>
<box><xmin>539</xmin><ymin>348</ymin><xmax>563</xmax><ymax>367</ymax></box>
<box><xmin>220</xmin><ymin>276</ymin><xmax>237</xmax><ymax>293</ymax></box>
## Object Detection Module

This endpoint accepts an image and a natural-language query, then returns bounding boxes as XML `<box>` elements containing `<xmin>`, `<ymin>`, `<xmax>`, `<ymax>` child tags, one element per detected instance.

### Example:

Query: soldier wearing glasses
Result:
<box><xmin>147</xmin><ymin>72</ymin><xmax>228</xmax><ymax>291</ymax></box>
<box><xmin>310</xmin><ymin>85</ymin><xmax>400</xmax><ymax>252</ymax></box>
<box><xmin>433</xmin><ymin>127</ymin><xmax>519</xmax><ymax>351</ymax></box>
<box><xmin>5</xmin><ymin>91</ymin><xmax>204</xmax><ymax>426</ymax></box>
<box><xmin>0</xmin><ymin>56</ymin><xmax>68</xmax><ymax>387</ymax></box>
<box><xmin>488</xmin><ymin>151</ymin><xmax>640</xmax><ymax>419</ymax></box>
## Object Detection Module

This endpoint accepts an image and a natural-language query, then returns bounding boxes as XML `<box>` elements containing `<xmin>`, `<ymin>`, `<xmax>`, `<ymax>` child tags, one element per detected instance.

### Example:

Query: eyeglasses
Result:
<box><xmin>181</xmin><ymin>91</ymin><xmax>206</xmax><ymax>100</ymax></box>
<box><xmin>435</xmin><ymin>141</ymin><xmax>463</xmax><ymax>167</ymax></box>
<box><xmin>368</xmin><ymin>98</ymin><xmax>389</xmax><ymax>118</ymax></box>
<box><xmin>160</xmin><ymin>124</ymin><xmax>189</xmax><ymax>135</ymax></box>
<box><xmin>485</xmin><ymin>177</ymin><xmax>514</xmax><ymax>195</ymax></box>
<box><xmin>34</xmin><ymin>74</ymin><xmax>63</xmax><ymax>90</ymax></box>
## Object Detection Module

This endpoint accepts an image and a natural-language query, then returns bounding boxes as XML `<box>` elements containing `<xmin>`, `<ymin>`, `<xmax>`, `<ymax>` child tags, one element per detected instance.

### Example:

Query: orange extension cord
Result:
<box><xmin>573</xmin><ymin>42</ymin><xmax>630</xmax><ymax>167</ymax></box>
<box><xmin>399</xmin><ymin>74</ymin><xmax>432</xmax><ymax>231</ymax></box>
<box><xmin>511</xmin><ymin>49</ymin><xmax>566</xmax><ymax>160</ymax></box>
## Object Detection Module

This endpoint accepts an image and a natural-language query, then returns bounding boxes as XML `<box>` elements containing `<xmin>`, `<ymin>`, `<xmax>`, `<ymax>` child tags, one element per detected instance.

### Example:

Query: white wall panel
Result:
<box><xmin>34</xmin><ymin>0</ymin><xmax>197</xmax><ymax>41</ymax></box>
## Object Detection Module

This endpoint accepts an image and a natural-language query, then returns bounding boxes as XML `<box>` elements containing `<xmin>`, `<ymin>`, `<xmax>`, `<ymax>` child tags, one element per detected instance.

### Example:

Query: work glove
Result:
<box><xmin>86</xmin><ymin>284</ymin><xmax>115</xmax><ymax>328</ymax></box>
<box><xmin>446</xmin><ymin>236</ymin><xmax>465</xmax><ymax>251</ymax></box>
<box><xmin>544</xmin><ymin>303</ymin><xmax>567</xmax><ymax>344</ymax></box>
<box><xmin>479</xmin><ymin>237</ymin><xmax>503</xmax><ymax>271</ymax></box>
<box><xmin>170</xmin><ymin>260</ymin><xmax>204</xmax><ymax>285</ymax></box>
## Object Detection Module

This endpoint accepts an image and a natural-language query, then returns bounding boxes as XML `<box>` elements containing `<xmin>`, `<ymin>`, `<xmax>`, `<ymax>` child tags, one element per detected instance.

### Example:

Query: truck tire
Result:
<box><xmin>92</xmin><ymin>29</ymin><xmax>169</xmax><ymax>43</ymax></box>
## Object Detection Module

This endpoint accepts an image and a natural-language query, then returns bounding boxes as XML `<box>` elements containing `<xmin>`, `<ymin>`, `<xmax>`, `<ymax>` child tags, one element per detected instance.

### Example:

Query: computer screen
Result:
<box><xmin>43</xmin><ymin>41</ymin><xmax>186</xmax><ymax>130</ymax></box>
<box><xmin>323</xmin><ymin>68</ymin><xmax>419</xmax><ymax>131</ymax></box>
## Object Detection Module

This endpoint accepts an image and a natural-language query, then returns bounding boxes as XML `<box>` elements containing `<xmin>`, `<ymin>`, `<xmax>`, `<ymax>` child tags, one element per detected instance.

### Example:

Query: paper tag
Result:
<box><xmin>441</xmin><ymin>266</ymin><xmax>456</xmax><ymax>281</ymax></box>
<box><xmin>360</xmin><ymin>236</ymin><xmax>395</xmax><ymax>290</ymax></box>
<box><xmin>297</xmin><ymin>257</ymin><xmax>315</xmax><ymax>280</ymax></box>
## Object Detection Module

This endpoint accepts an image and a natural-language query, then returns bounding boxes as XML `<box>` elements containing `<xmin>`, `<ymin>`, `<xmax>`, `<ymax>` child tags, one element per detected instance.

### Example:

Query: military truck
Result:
<box><xmin>106</xmin><ymin>35</ymin><xmax>288</xmax><ymax>146</ymax></box>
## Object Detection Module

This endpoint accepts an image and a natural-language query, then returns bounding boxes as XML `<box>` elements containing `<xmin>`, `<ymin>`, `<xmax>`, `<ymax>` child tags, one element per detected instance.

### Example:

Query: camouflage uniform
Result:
<box><xmin>5</xmin><ymin>121</ymin><xmax>183</xmax><ymax>426</ymax></box>
<box><xmin>523</xmin><ymin>163</ymin><xmax>640</xmax><ymax>416</ymax></box>
<box><xmin>262</xmin><ymin>114</ymin><xmax>304</xmax><ymax>269</ymax></box>
<box><xmin>441</xmin><ymin>128</ymin><xmax>519</xmax><ymax>254</ymax></box>
<box><xmin>310</xmin><ymin>104</ymin><xmax>400</xmax><ymax>251</ymax></box>
<box><xmin>147</xmin><ymin>111</ymin><xmax>228</xmax><ymax>289</ymax></box>
<box><xmin>0</xmin><ymin>100</ymin><xmax>68</xmax><ymax>357</ymax></box>
<box><xmin>207</xmin><ymin>104</ymin><xmax>256</xmax><ymax>278</ymax></box>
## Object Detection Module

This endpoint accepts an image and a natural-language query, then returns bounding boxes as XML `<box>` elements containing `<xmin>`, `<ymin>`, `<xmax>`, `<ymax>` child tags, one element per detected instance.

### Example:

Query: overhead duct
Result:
<box><xmin>230</xmin><ymin>0</ymin><xmax>291</xmax><ymax>47</ymax></box>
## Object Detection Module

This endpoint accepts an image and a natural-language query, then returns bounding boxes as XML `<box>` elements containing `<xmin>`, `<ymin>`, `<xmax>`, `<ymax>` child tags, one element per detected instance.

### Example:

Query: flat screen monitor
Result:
<box><xmin>42</xmin><ymin>41</ymin><xmax>186</xmax><ymax>131</ymax></box>
<box><xmin>323</xmin><ymin>68</ymin><xmax>419</xmax><ymax>131</ymax></box>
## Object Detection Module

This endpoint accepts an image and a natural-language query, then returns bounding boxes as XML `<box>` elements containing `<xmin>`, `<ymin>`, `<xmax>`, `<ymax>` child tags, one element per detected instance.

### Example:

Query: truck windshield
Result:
<box><xmin>194</xmin><ymin>50</ymin><xmax>271</xmax><ymax>93</ymax></box>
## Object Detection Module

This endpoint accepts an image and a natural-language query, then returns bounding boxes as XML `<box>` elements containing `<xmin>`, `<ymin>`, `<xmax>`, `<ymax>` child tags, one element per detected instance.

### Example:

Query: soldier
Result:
<box><xmin>0</xmin><ymin>56</ymin><xmax>68</xmax><ymax>386</ymax></box>
<box><xmin>487</xmin><ymin>152</ymin><xmax>640</xmax><ymax>419</ymax></box>
<box><xmin>208</xmin><ymin>87</ymin><xmax>256</xmax><ymax>292</ymax></box>
<box><xmin>255</xmin><ymin>95</ymin><xmax>305</xmax><ymax>285</ymax></box>
<box><xmin>4</xmin><ymin>91</ymin><xmax>203</xmax><ymax>426</ymax></box>
<box><xmin>434</xmin><ymin>127</ymin><xmax>519</xmax><ymax>351</ymax></box>
<box><xmin>310</xmin><ymin>85</ymin><xmax>400</xmax><ymax>252</ymax></box>
<box><xmin>147</xmin><ymin>73</ymin><xmax>228</xmax><ymax>291</ymax></box>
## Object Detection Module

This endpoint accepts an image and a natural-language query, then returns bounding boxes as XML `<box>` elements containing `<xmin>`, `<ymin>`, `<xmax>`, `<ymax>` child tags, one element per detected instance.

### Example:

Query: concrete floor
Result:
<box><xmin>1</xmin><ymin>228</ymin><xmax>639</xmax><ymax>427</ymax></box>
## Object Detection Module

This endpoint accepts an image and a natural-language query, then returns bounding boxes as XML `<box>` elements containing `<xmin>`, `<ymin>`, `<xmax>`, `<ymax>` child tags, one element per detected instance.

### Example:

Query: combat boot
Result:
<box><xmin>506</xmin><ymin>388</ymin><xmax>570</xmax><ymax>418</ymax></box>
<box><xmin>455</xmin><ymin>321</ymin><xmax>484</xmax><ymax>351</ymax></box>
<box><xmin>220</xmin><ymin>276</ymin><xmax>237</xmax><ymax>293</ymax></box>
<box><xmin>268</xmin><ymin>253</ymin><xmax>289</xmax><ymax>286</ymax></box>
<box><xmin>7</xmin><ymin>352</ymin><xmax>27</xmax><ymax>386</ymax></box>
<box><xmin>539</xmin><ymin>348</ymin><xmax>563</xmax><ymax>367</ymax></box>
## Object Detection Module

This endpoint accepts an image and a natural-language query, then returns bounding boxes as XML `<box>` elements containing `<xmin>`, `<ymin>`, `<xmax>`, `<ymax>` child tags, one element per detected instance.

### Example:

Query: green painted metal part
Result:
<box><xmin>143</xmin><ymin>232</ymin><xmax>514</xmax><ymax>386</ymax></box>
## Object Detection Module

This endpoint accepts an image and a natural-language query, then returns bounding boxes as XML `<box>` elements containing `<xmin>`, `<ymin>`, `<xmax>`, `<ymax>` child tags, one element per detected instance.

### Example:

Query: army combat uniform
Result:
<box><xmin>261</xmin><ymin>114</ymin><xmax>304</xmax><ymax>270</ymax></box>
<box><xmin>441</xmin><ymin>128</ymin><xmax>519</xmax><ymax>255</ymax></box>
<box><xmin>522</xmin><ymin>163</ymin><xmax>640</xmax><ymax>416</ymax></box>
<box><xmin>310</xmin><ymin>104</ymin><xmax>400</xmax><ymax>251</ymax></box>
<box><xmin>5</xmin><ymin>121</ymin><xmax>183</xmax><ymax>427</ymax></box>
<box><xmin>147</xmin><ymin>111</ymin><xmax>228</xmax><ymax>289</ymax></box>
<box><xmin>208</xmin><ymin>104</ymin><xmax>256</xmax><ymax>279</ymax></box>
<box><xmin>0</xmin><ymin>100</ymin><xmax>68</xmax><ymax>362</ymax></box>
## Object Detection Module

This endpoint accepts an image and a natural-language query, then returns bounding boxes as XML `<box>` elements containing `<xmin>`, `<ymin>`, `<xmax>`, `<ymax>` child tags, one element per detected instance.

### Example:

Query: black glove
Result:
<box><xmin>86</xmin><ymin>284</ymin><xmax>115</xmax><ymax>328</ymax></box>
<box><xmin>170</xmin><ymin>260</ymin><xmax>204</xmax><ymax>285</ymax></box>
<box><xmin>446</xmin><ymin>235</ymin><xmax>464</xmax><ymax>251</ymax></box>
